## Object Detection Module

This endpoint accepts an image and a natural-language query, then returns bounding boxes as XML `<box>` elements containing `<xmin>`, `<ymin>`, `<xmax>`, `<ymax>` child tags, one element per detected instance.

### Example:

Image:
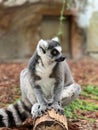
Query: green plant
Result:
<box><xmin>64</xmin><ymin>99</ymin><xmax>98</xmax><ymax>119</ymax></box>
<box><xmin>57</xmin><ymin>0</ymin><xmax>66</xmax><ymax>40</ymax></box>
<box><xmin>83</xmin><ymin>85</ymin><xmax>98</xmax><ymax>96</ymax></box>
<box><xmin>81</xmin><ymin>85</ymin><xmax>98</xmax><ymax>100</ymax></box>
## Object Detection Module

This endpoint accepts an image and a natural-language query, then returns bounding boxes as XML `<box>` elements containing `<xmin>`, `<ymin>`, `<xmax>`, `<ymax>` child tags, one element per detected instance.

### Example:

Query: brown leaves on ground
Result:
<box><xmin>0</xmin><ymin>63</ymin><xmax>26</xmax><ymax>88</ymax></box>
<box><xmin>0</xmin><ymin>63</ymin><xmax>26</xmax><ymax>107</ymax></box>
<box><xmin>69</xmin><ymin>57</ymin><xmax>98</xmax><ymax>86</ymax></box>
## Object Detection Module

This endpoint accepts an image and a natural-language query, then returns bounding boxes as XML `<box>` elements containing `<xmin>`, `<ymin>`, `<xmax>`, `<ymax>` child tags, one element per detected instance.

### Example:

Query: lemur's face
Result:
<box><xmin>37</xmin><ymin>39</ymin><xmax>65</xmax><ymax>62</ymax></box>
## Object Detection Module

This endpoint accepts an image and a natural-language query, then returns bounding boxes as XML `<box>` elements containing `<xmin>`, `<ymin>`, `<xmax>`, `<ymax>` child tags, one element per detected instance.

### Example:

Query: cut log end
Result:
<box><xmin>33</xmin><ymin>109</ymin><xmax>68</xmax><ymax>130</ymax></box>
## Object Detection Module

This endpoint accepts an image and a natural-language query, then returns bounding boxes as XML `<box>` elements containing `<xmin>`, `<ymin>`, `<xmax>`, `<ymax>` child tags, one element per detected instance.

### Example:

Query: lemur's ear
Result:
<box><xmin>37</xmin><ymin>39</ymin><xmax>48</xmax><ymax>54</ymax></box>
<box><xmin>52</xmin><ymin>37</ymin><xmax>59</xmax><ymax>42</ymax></box>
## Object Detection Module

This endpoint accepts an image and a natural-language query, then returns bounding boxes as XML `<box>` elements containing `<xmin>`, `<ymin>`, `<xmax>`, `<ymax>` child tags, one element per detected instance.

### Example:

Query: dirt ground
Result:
<box><xmin>0</xmin><ymin>57</ymin><xmax>98</xmax><ymax>130</ymax></box>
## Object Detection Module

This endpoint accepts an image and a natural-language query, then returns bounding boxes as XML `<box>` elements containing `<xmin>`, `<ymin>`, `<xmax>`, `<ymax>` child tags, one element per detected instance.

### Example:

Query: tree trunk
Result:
<box><xmin>33</xmin><ymin>109</ymin><xmax>68</xmax><ymax>130</ymax></box>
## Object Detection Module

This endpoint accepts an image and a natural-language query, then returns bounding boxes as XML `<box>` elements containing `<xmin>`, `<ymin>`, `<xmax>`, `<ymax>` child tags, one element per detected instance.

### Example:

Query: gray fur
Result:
<box><xmin>0</xmin><ymin>39</ymin><xmax>81</xmax><ymax>127</ymax></box>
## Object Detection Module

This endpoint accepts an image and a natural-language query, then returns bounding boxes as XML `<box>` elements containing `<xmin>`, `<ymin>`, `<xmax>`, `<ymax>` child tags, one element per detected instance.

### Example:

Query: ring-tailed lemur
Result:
<box><xmin>0</xmin><ymin>38</ymin><xmax>81</xmax><ymax>127</ymax></box>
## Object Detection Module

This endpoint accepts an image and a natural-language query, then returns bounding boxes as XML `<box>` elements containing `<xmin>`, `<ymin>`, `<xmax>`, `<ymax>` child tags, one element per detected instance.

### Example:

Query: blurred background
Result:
<box><xmin>0</xmin><ymin>0</ymin><xmax>98</xmax><ymax>61</ymax></box>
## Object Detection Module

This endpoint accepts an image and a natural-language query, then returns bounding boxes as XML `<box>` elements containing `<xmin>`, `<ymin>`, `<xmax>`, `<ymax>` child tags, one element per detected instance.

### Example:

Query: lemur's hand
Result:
<box><xmin>31</xmin><ymin>103</ymin><xmax>47</xmax><ymax>118</ymax></box>
<box><xmin>48</xmin><ymin>101</ymin><xmax>64</xmax><ymax>115</ymax></box>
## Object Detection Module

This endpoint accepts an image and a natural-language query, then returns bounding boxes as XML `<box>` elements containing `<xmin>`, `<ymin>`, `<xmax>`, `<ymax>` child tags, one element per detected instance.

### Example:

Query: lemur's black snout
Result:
<box><xmin>55</xmin><ymin>55</ymin><xmax>66</xmax><ymax>62</ymax></box>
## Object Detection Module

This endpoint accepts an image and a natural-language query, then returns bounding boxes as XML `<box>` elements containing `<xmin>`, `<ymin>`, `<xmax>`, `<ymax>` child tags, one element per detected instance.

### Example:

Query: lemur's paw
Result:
<box><xmin>51</xmin><ymin>103</ymin><xmax>64</xmax><ymax>115</ymax></box>
<box><xmin>31</xmin><ymin>103</ymin><xmax>47</xmax><ymax>118</ymax></box>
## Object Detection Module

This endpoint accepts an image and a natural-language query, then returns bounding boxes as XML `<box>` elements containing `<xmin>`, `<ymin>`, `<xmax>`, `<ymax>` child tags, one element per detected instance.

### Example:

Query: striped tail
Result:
<box><xmin>0</xmin><ymin>99</ymin><xmax>32</xmax><ymax>127</ymax></box>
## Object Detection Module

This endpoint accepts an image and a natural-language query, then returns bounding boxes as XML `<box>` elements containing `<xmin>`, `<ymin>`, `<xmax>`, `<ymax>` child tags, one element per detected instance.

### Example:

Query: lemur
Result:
<box><xmin>0</xmin><ymin>38</ymin><xmax>81</xmax><ymax>127</ymax></box>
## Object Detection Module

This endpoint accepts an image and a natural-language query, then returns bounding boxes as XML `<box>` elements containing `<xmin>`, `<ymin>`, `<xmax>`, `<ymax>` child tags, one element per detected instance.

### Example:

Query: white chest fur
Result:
<box><xmin>35</xmin><ymin>59</ymin><xmax>56</xmax><ymax>97</ymax></box>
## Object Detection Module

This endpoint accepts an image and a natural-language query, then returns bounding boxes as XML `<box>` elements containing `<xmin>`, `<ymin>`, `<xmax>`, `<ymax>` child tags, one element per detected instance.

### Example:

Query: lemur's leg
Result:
<box><xmin>20</xmin><ymin>68</ymin><xmax>36</xmax><ymax>105</ymax></box>
<box><xmin>20</xmin><ymin>69</ymin><xmax>47</xmax><ymax>118</ymax></box>
<box><xmin>61</xmin><ymin>83</ymin><xmax>81</xmax><ymax>106</ymax></box>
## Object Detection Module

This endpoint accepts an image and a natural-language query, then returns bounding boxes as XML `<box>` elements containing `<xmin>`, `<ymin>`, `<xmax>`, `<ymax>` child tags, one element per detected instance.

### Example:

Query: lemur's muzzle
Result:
<box><xmin>55</xmin><ymin>55</ymin><xmax>66</xmax><ymax>62</ymax></box>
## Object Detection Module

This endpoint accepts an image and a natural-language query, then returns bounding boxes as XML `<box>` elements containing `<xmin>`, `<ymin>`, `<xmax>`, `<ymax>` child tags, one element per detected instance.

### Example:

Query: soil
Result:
<box><xmin>0</xmin><ymin>57</ymin><xmax>98</xmax><ymax>130</ymax></box>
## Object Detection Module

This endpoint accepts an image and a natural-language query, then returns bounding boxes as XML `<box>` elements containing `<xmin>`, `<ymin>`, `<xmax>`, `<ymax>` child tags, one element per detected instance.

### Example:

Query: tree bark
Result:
<box><xmin>33</xmin><ymin>109</ymin><xmax>68</xmax><ymax>130</ymax></box>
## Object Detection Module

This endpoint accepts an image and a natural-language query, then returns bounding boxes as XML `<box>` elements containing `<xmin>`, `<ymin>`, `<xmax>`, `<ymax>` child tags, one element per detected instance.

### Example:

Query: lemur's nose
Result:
<box><xmin>55</xmin><ymin>55</ymin><xmax>66</xmax><ymax>62</ymax></box>
<box><xmin>60</xmin><ymin>56</ymin><xmax>66</xmax><ymax>61</ymax></box>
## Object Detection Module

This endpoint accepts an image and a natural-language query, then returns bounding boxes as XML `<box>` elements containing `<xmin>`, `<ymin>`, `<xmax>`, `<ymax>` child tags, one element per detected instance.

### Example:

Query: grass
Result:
<box><xmin>64</xmin><ymin>99</ymin><xmax>98</xmax><ymax>118</ymax></box>
<box><xmin>64</xmin><ymin>85</ymin><xmax>98</xmax><ymax>120</ymax></box>
<box><xmin>83</xmin><ymin>85</ymin><xmax>98</xmax><ymax>96</ymax></box>
<box><xmin>82</xmin><ymin>85</ymin><xmax>98</xmax><ymax>99</ymax></box>
<box><xmin>81</xmin><ymin>85</ymin><xmax>98</xmax><ymax>100</ymax></box>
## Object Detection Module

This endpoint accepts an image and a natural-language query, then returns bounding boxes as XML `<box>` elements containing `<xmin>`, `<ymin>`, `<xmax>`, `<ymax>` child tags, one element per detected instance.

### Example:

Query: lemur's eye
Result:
<box><xmin>51</xmin><ymin>49</ymin><xmax>59</xmax><ymax>56</ymax></box>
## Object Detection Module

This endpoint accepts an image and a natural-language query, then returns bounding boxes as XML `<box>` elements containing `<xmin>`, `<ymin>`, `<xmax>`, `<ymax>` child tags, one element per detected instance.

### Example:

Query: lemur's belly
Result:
<box><xmin>35</xmin><ymin>59</ymin><xmax>56</xmax><ymax>98</ymax></box>
<box><xmin>35</xmin><ymin>78</ymin><xmax>55</xmax><ymax>98</ymax></box>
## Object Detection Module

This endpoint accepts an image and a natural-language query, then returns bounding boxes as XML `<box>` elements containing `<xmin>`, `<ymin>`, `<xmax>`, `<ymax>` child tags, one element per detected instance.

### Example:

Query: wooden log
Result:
<box><xmin>33</xmin><ymin>109</ymin><xmax>68</xmax><ymax>130</ymax></box>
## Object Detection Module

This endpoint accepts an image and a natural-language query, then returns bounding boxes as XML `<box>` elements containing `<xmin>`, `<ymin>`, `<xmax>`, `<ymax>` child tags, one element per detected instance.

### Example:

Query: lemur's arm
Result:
<box><xmin>49</xmin><ymin>60</ymin><xmax>81</xmax><ymax>109</ymax></box>
<box><xmin>64</xmin><ymin>60</ymin><xmax>75</xmax><ymax>86</ymax></box>
<box><xmin>61</xmin><ymin>61</ymin><xmax>81</xmax><ymax>106</ymax></box>
<box><xmin>47</xmin><ymin>64</ymin><xmax>64</xmax><ymax>114</ymax></box>
<box><xmin>51</xmin><ymin>61</ymin><xmax>72</xmax><ymax>105</ymax></box>
<box><xmin>30</xmin><ymin>78</ymin><xmax>48</xmax><ymax>118</ymax></box>
<box><xmin>33</xmin><ymin>85</ymin><xmax>47</xmax><ymax>105</ymax></box>
<box><xmin>53</xmin><ymin>81</ymin><xmax>63</xmax><ymax>104</ymax></box>
<box><xmin>51</xmin><ymin>81</ymin><xmax>64</xmax><ymax>114</ymax></box>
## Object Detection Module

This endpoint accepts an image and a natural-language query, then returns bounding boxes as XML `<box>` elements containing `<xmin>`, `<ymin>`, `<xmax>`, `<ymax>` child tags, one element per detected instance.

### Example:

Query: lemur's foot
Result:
<box><xmin>48</xmin><ymin>102</ymin><xmax>64</xmax><ymax>115</ymax></box>
<box><xmin>31</xmin><ymin>103</ymin><xmax>47</xmax><ymax>118</ymax></box>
